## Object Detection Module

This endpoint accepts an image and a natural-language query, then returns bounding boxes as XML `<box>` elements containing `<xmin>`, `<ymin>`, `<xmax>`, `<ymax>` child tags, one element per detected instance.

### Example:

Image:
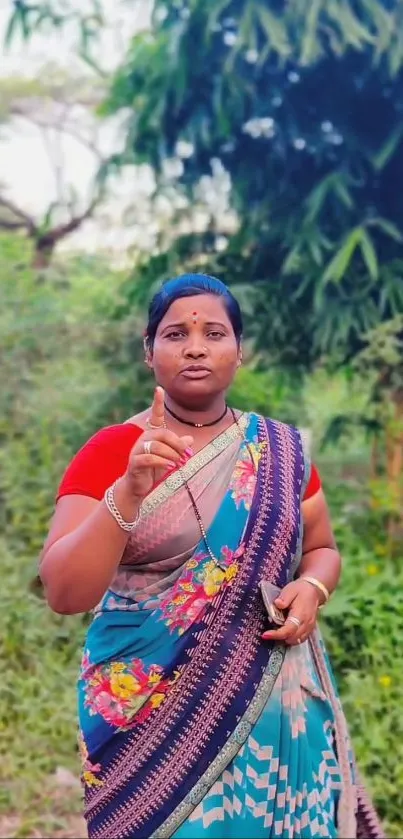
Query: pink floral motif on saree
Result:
<box><xmin>158</xmin><ymin>544</ymin><xmax>244</xmax><ymax>635</ymax></box>
<box><xmin>81</xmin><ymin>653</ymin><xmax>180</xmax><ymax>730</ymax></box>
<box><xmin>78</xmin><ymin>730</ymin><xmax>104</xmax><ymax>788</ymax></box>
<box><xmin>229</xmin><ymin>440</ymin><xmax>266</xmax><ymax>510</ymax></box>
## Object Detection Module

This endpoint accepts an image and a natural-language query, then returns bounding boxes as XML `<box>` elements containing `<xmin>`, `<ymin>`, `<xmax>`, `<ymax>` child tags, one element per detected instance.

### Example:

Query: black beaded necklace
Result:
<box><xmin>164</xmin><ymin>402</ymin><xmax>228</xmax><ymax>428</ymax></box>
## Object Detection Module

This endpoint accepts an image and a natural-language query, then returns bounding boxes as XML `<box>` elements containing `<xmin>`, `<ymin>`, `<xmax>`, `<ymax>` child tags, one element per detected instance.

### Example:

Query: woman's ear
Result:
<box><xmin>237</xmin><ymin>343</ymin><xmax>243</xmax><ymax>367</ymax></box>
<box><xmin>143</xmin><ymin>337</ymin><xmax>153</xmax><ymax>368</ymax></box>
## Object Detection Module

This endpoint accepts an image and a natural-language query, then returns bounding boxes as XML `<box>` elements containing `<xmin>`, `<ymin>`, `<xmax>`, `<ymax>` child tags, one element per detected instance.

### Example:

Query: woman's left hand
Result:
<box><xmin>261</xmin><ymin>579</ymin><xmax>322</xmax><ymax>646</ymax></box>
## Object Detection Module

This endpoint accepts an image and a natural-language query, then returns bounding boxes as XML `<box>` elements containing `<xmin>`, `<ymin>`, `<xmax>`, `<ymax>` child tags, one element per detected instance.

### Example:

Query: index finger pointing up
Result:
<box><xmin>149</xmin><ymin>386</ymin><xmax>166</xmax><ymax>428</ymax></box>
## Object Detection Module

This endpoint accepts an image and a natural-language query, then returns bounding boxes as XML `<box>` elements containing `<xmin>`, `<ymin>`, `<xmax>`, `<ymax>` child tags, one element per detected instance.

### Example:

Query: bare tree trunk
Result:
<box><xmin>32</xmin><ymin>239</ymin><xmax>55</xmax><ymax>269</ymax></box>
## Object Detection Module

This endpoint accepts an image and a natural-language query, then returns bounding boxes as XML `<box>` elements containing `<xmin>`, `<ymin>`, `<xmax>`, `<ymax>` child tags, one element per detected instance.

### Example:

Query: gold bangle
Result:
<box><xmin>300</xmin><ymin>575</ymin><xmax>330</xmax><ymax>604</ymax></box>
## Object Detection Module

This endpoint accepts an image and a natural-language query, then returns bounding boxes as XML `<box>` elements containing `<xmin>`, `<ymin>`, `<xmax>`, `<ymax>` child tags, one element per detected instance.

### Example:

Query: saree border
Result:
<box><xmin>151</xmin><ymin>646</ymin><xmax>286</xmax><ymax>838</ymax></box>
<box><xmin>154</xmin><ymin>424</ymin><xmax>310</xmax><ymax>837</ymax></box>
<box><xmin>137</xmin><ymin>413</ymin><xmax>249</xmax><ymax>521</ymax></box>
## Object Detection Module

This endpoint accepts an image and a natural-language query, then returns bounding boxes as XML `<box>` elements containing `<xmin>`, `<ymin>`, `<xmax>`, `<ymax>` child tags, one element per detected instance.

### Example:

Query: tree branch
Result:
<box><xmin>36</xmin><ymin>196</ymin><xmax>100</xmax><ymax>248</ymax></box>
<box><xmin>0</xmin><ymin>195</ymin><xmax>37</xmax><ymax>234</ymax></box>
<box><xmin>10</xmin><ymin>107</ymin><xmax>107</xmax><ymax>161</ymax></box>
<box><xmin>0</xmin><ymin>218</ymin><xmax>29</xmax><ymax>231</ymax></box>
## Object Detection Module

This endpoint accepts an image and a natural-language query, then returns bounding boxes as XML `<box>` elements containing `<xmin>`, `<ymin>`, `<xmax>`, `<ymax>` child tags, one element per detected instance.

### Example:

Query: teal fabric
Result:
<box><xmin>173</xmin><ymin>639</ymin><xmax>341</xmax><ymax>839</ymax></box>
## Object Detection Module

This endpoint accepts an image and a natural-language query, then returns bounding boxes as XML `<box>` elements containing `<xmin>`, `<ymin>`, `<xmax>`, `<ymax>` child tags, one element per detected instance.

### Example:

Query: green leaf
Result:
<box><xmin>293</xmin><ymin>273</ymin><xmax>314</xmax><ymax>300</ymax></box>
<box><xmin>305</xmin><ymin>179</ymin><xmax>329</xmax><ymax>223</ymax></box>
<box><xmin>308</xmin><ymin>238</ymin><xmax>324</xmax><ymax>266</ymax></box>
<box><xmin>255</xmin><ymin>4</ymin><xmax>291</xmax><ymax>58</ymax></box>
<box><xmin>282</xmin><ymin>245</ymin><xmax>302</xmax><ymax>275</ymax></box>
<box><xmin>300</xmin><ymin>0</ymin><xmax>322</xmax><ymax>65</ymax></box>
<box><xmin>327</xmin><ymin>0</ymin><xmax>375</xmax><ymax>51</ymax></box>
<box><xmin>334</xmin><ymin>178</ymin><xmax>354</xmax><ymax>210</ymax></box>
<box><xmin>322</xmin><ymin>228</ymin><xmax>362</xmax><ymax>284</ymax></box>
<box><xmin>305</xmin><ymin>172</ymin><xmax>353</xmax><ymax>225</ymax></box>
<box><xmin>4</xmin><ymin>3</ymin><xmax>41</xmax><ymax>43</ymax></box>
<box><xmin>360</xmin><ymin>230</ymin><xmax>378</xmax><ymax>281</ymax></box>
<box><xmin>370</xmin><ymin>218</ymin><xmax>403</xmax><ymax>243</ymax></box>
<box><xmin>362</xmin><ymin>0</ymin><xmax>394</xmax><ymax>63</ymax></box>
<box><xmin>206</xmin><ymin>0</ymin><xmax>232</xmax><ymax>45</ymax></box>
<box><xmin>78</xmin><ymin>50</ymin><xmax>107</xmax><ymax>78</ymax></box>
<box><xmin>370</xmin><ymin>124</ymin><xmax>403</xmax><ymax>171</ymax></box>
<box><xmin>4</xmin><ymin>8</ymin><xmax>20</xmax><ymax>46</ymax></box>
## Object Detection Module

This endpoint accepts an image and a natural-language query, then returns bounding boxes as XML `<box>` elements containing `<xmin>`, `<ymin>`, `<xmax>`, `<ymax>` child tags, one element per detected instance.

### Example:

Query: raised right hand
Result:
<box><xmin>122</xmin><ymin>386</ymin><xmax>194</xmax><ymax>500</ymax></box>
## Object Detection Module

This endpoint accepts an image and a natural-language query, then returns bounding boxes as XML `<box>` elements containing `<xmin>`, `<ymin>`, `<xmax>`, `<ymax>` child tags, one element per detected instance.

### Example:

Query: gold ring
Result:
<box><xmin>286</xmin><ymin>616</ymin><xmax>301</xmax><ymax>628</ymax></box>
<box><xmin>146</xmin><ymin>418</ymin><xmax>166</xmax><ymax>429</ymax></box>
<box><xmin>143</xmin><ymin>440</ymin><xmax>152</xmax><ymax>455</ymax></box>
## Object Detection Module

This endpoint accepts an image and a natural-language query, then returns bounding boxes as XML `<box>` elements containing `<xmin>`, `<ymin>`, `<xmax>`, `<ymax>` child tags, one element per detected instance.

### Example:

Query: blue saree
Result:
<box><xmin>77</xmin><ymin>414</ymin><xmax>383</xmax><ymax>839</ymax></box>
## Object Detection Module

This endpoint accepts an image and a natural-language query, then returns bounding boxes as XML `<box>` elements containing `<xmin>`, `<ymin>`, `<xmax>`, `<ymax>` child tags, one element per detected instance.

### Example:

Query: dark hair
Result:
<box><xmin>145</xmin><ymin>273</ymin><xmax>243</xmax><ymax>347</ymax></box>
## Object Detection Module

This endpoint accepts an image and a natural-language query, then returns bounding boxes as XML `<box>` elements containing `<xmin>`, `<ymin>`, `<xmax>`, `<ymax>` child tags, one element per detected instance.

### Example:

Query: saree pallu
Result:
<box><xmin>78</xmin><ymin>413</ymin><xmax>384</xmax><ymax>839</ymax></box>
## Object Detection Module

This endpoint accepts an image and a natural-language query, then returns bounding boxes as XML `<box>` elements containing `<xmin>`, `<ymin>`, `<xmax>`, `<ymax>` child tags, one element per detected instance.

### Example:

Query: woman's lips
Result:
<box><xmin>180</xmin><ymin>368</ymin><xmax>212</xmax><ymax>379</ymax></box>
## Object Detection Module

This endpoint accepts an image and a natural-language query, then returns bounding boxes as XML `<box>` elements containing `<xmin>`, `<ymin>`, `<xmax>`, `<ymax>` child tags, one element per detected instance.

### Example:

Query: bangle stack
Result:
<box><xmin>104</xmin><ymin>481</ymin><xmax>141</xmax><ymax>532</ymax></box>
<box><xmin>300</xmin><ymin>575</ymin><xmax>330</xmax><ymax>605</ymax></box>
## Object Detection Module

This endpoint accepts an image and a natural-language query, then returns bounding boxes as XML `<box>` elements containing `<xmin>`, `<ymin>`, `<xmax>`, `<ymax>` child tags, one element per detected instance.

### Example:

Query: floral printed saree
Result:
<box><xmin>78</xmin><ymin>413</ymin><xmax>384</xmax><ymax>839</ymax></box>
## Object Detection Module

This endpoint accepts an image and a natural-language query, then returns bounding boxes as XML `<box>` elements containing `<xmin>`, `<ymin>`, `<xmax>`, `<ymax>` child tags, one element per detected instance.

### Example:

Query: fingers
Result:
<box><xmin>262</xmin><ymin>617</ymin><xmax>300</xmax><ymax>644</ymax></box>
<box><xmin>141</xmin><ymin>428</ymin><xmax>193</xmax><ymax>457</ymax></box>
<box><xmin>262</xmin><ymin>614</ymin><xmax>315</xmax><ymax>646</ymax></box>
<box><xmin>291</xmin><ymin>617</ymin><xmax>316</xmax><ymax>646</ymax></box>
<box><xmin>274</xmin><ymin>581</ymin><xmax>298</xmax><ymax>610</ymax></box>
<box><xmin>132</xmin><ymin>454</ymin><xmax>178</xmax><ymax>472</ymax></box>
<box><xmin>149</xmin><ymin>386</ymin><xmax>166</xmax><ymax>428</ymax></box>
<box><xmin>265</xmin><ymin>581</ymin><xmax>319</xmax><ymax>646</ymax></box>
<box><xmin>137</xmin><ymin>440</ymin><xmax>190</xmax><ymax>466</ymax></box>
<box><xmin>143</xmin><ymin>390</ymin><xmax>194</xmax><ymax>456</ymax></box>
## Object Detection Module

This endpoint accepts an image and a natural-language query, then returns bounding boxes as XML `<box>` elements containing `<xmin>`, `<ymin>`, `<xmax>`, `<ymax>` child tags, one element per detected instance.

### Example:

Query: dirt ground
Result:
<box><xmin>0</xmin><ymin>814</ymin><xmax>87</xmax><ymax>839</ymax></box>
<box><xmin>0</xmin><ymin>773</ymin><xmax>87</xmax><ymax>838</ymax></box>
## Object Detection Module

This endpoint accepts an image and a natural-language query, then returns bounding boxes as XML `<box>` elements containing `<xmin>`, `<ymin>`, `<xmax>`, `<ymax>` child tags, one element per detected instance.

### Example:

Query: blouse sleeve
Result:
<box><xmin>56</xmin><ymin>424</ymin><xmax>142</xmax><ymax>502</ymax></box>
<box><xmin>302</xmin><ymin>464</ymin><xmax>321</xmax><ymax>501</ymax></box>
<box><xmin>57</xmin><ymin>425</ymin><xmax>322</xmax><ymax>503</ymax></box>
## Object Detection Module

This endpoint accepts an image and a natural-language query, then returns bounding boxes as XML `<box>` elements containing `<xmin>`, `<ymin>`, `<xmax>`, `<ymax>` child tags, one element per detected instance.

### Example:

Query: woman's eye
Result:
<box><xmin>166</xmin><ymin>331</ymin><xmax>185</xmax><ymax>339</ymax></box>
<box><xmin>208</xmin><ymin>331</ymin><xmax>225</xmax><ymax>339</ymax></box>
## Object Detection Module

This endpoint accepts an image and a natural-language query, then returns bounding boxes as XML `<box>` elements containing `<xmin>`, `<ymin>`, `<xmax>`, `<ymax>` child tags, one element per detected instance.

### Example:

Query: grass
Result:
<box><xmin>0</xmin><ymin>538</ymin><xmax>86</xmax><ymax>837</ymax></box>
<box><xmin>1</xmin><ymin>464</ymin><xmax>402</xmax><ymax>838</ymax></box>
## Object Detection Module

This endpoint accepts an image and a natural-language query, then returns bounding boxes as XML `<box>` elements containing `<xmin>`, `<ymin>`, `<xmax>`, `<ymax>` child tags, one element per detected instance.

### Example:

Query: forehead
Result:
<box><xmin>159</xmin><ymin>294</ymin><xmax>231</xmax><ymax>326</ymax></box>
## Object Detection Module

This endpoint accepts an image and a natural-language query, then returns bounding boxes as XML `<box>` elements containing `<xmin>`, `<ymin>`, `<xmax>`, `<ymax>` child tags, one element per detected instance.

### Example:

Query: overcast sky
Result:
<box><xmin>0</xmin><ymin>0</ymin><xmax>154</xmax><ymax>256</ymax></box>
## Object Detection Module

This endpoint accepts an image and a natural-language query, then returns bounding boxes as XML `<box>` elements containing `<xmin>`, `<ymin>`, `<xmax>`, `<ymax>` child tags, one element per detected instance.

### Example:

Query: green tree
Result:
<box><xmin>98</xmin><ymin>0</ymin><xmax>403</xmax><ymax>514</ymax></box>
<box><xmin>5</xmin><ymin>0</ymin><xmax>403</xmax><ymax>511</ymax></box>
<box><xmin>7</xmin><ymin>2</ymin><xmax>403</xmax><ymax>345</ymax></box>
<box><xmin>96</xmin><ymin>0</ymin><xmax>403</xmax><ymax>357</ymax></box>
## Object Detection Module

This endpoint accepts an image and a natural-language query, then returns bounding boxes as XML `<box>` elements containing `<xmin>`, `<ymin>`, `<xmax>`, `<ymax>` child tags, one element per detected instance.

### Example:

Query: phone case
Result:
<box><xmin>260</xmin><ymin>580</ymin><xmax>286</xmax><ymax>625</ymax></box>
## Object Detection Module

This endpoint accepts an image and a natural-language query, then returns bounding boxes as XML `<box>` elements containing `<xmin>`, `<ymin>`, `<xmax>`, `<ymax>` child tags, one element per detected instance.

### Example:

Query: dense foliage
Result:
<box><xmin>0</xmin><ymin>233</ymin><xmax>401</xmax><ymax>837</ymax></box>
<box><xmin>5</xmin><ymin>2</ymin><xmax>403</xmax><ymax>508</ymax></box>
<box><xmin>1</xmin><ymin>1</ymin><xmax>402</xmax><ymax>835</ymax></box>
<box><xmin>97</xmin><ymin>0</ymin><xmax>403</xmax><ymax>373</ymax></box>
<box><xmin>103</xmin><ymin>0</ymin><xmax>403</xmax><ymax>531</ymax></box>
<box><xmin>7</xmin><ymin>0</ymin><xmax>403</xmax><ymax>367</ymax></box>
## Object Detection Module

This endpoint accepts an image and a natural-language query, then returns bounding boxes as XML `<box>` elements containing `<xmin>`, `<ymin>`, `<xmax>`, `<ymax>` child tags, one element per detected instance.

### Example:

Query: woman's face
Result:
<box><xmin>147</xmin><ymin>294</ymin><xmax>242</xmax><ymax>407</ymax></box>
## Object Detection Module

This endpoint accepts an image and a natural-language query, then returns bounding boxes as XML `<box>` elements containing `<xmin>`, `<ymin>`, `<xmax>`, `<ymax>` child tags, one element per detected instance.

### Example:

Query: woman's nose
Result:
<box><xmin>184</xmin><ymin>343</ymin><xmax>208</xmax><ymax>358</ymax></box>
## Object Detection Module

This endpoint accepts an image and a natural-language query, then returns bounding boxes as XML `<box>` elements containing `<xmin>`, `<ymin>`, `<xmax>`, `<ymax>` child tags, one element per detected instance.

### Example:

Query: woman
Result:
<box><xmin>40</xmin><ymin>274</ymin><xmax>383</xmax><ymax>839</ymax></box>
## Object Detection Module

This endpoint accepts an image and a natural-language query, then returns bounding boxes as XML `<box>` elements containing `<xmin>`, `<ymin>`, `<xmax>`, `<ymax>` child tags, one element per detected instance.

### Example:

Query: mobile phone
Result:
<box><xmin>260</xmin><ymin>580</ymin><xmax>286</xmax><ymax>626</ymax></box>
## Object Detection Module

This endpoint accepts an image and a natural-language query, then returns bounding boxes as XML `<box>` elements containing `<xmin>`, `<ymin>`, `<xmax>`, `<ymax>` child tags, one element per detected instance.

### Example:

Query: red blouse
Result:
<box><xmin>56</xmin><ymin>424</ymin><xmax>322</xmax><ymax>502</ymax></box>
